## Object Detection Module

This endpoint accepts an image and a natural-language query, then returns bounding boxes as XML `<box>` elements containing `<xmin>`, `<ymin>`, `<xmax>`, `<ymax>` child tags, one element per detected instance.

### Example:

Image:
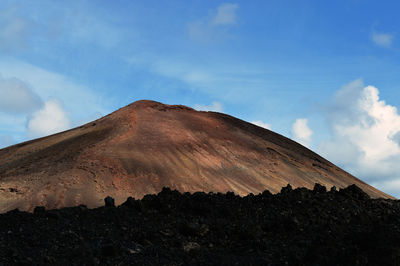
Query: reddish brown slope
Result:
<box><xmin>0</xmin><ymin>100</ymin><xmax>392</xmax><ymax>212</ymax></box>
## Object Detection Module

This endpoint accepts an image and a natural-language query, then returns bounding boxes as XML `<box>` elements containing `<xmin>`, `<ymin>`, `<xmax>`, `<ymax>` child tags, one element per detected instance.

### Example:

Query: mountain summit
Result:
<box><xmin>0</xmin><ymin>100</ymin><xmax>392</xmax><ymax>212</ymax></box>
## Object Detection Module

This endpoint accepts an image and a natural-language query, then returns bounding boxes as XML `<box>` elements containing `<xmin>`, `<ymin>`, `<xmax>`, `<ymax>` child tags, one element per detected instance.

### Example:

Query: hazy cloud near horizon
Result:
<box><xmin>251</xmin><ymin>121</ymin><xmax>271</xmax><ymax>130</ymax></box>
<box><xmin>318</xmin><ymin>79</ymin><xmax>400</xmax><ymax>195</ymax></box>
<box><xmin>27</xmin><ymin>100</ymin><xmax>70</xmax><ymax>138</ymax></box>
<box><xmin>0</xmin><ymin>135</ymin><xmax>13</xmax><ymax>148</ymax></box>
<box><xmin>0</xmin><ymin>59</ymin><xmax>110</xmax><ymax>144</ymax></box>
<box><xmin>0</xmin><ymin>76</ymin><xmax>43</xmax><ymax>113</ymax></box>
<box><xmin>291</xmin><ymin>118</ymin><xmax>313</xmax><ymax>147</ymax></box>
<box><xmin>194</xmin><ymin>101</ymin><xmax>223</xmax><ymax>112</ymax></box>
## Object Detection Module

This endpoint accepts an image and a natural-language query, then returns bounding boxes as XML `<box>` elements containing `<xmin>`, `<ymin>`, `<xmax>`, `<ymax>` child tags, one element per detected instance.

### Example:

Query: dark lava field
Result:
<box><xmin>1</xmin><ymin>184</ymin><xmax>400</xmax><ymax>265</ymax></box>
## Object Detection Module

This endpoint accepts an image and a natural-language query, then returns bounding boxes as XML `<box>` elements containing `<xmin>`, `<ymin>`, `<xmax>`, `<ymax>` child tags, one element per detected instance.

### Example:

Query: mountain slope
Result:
<box><xmin>0</xmin><ymin>100</ymin><xmax>392</xmax><ymax>212</ymax></box>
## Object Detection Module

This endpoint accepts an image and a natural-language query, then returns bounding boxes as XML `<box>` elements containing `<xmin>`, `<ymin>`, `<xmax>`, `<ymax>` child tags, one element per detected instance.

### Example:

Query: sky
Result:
<box><xmin>1</xmin><ymin>0</ymin><xmax>400</xmax><ymax>196</ymax></box>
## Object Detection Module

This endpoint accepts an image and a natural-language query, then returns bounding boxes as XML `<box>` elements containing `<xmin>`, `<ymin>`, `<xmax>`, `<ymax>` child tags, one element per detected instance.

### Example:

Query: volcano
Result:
<box><xmin>0</xmin><ymin>100</ymin><xmax>392</xmax><ymax>212</ymax></box>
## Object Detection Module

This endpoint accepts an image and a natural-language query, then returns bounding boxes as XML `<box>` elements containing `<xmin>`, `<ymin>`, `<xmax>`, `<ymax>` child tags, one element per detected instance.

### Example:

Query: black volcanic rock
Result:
<box><xmin>104</xmin><ymin>196</ymin><xmax>115</xmax><ymax>207</ymax></box>
<box><xmin>0</xmin><ymin>184</ymin><xmax>400</xmax><ymax>265</ymax></box>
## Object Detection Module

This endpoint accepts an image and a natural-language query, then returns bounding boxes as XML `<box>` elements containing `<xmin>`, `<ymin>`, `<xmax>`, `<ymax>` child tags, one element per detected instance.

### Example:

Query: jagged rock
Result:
<box><xmin>104</xmin><ymin>196</ymin><xmax>115</xmax><ymax>207</ymax></box>
<box><xmin>281</xmin><ymin>184</ymin><xmax>293</xmax><ymax>194</ymax></box>
<box><xmin>340</xmin><ymin>184</ymin><xmax>370</xmax><ymax>200</ymax></box>
<box><xmin>33</xmin><ymin>206</ymin><xmax>45</xmax><ymax>215</ymax></box>
<box><xmin>313</xmin><ymin>183</ymin><xmax>327</xmax><ymax>193</ymax></box>
<box><xmin>261</xmin><ymin>189</ymin><xmax>272</xmax><ymax>197</ymax></box>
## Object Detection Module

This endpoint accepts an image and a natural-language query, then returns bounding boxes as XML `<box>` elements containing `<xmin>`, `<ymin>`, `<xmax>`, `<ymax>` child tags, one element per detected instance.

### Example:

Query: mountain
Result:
<box><xmin>0</xmin><ymin>100</ymin><xmax>392</xmax><ymax>212</ymax></box>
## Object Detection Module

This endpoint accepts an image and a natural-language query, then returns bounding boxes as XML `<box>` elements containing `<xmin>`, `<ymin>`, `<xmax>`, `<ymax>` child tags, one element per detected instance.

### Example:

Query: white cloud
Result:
<box><xmin>0</xmin><ymin>75</ymin><xmax>43</xmax><ymax>113</ymax></box>
<box><xmin>371</xmin><ymin>32</ymin><xmax>393</xmax><ymax>48</ymax></box>
<box><xmin>213</xmin><ymin>3</ymin><xmax>239</xmax><ymax>25</ymax></box>
<box><xmin>251</xmin><ymin>120</ymin><xmax>271</xmax><ymax>130</ymax></box>
<box><xmin>0</xmin><ymin>59</ymin><xmax>109</xmax><ymax>142</ymax></box>
<box><xmin>0</xmin><ymin>58</ymin><xmax>109</xmax><ymax>122</ymax></box>
<box><xmin>291</xmin><ymin>118</ymin><xmax>313</xmax><ymax>146</ymax></box>
<box><xmin>318</xmin><ymin>79</ymin><xmax>400</xmax><ymax>195</ymax></box>
<box><xmin>194</xmin><ymin>102</ymin><xmax>223</xmax><ymax>112</ymax></box>
<box><xmin>27</xmin><ymin>100</ymin><xmax>71</xmax><ymax>138</ymax></box>
<box><xmin>188</xmin><ymin>3</ymin><xmax>239</xmax><ymax>42</ymax></box>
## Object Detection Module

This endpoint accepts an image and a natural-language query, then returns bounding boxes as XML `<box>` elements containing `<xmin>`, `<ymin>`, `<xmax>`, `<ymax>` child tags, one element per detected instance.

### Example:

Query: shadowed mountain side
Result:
<box><xmin>0</xmin><ymin>100</ymin><xmax>393</xmax><ymax>212</ymax></box>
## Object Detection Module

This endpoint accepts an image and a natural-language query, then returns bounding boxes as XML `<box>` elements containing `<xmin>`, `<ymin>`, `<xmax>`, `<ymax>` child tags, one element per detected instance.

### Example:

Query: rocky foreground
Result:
<box><xmin>0</xmin><ymin>184</ymin><xmax>399</xmax><ymax>265</ymax></box>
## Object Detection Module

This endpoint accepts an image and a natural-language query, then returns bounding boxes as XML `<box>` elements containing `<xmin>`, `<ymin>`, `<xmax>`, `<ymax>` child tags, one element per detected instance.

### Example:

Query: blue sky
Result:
<box><xmin>1</xmin><ymin>0</ymin><xmax>400</xmax><ymax>196</ymax></box>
